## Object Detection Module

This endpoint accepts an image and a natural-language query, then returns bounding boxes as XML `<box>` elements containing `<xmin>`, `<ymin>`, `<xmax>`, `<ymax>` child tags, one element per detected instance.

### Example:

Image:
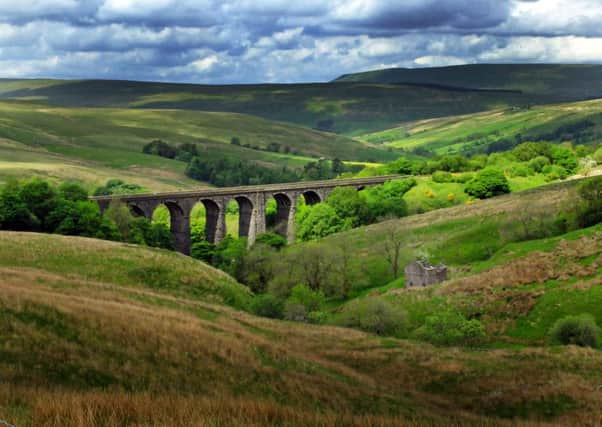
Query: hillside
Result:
<box><xmin>273</xmin><ymin>179</ymin><xmax>587</xmax><ymax>296</ymax></box>
<box><xmin>2</xmin><ymin>231</ymin><xmax>602</xmax><ymax>426</ymax></box>
<box><xmin>360</xmin><ymin>98</ymin><xmax>602</xmax><ymax>155</ymax></box>
<box><xmin>0</xmin><ymin>100</ymin><xmax>391</xmax><ymax>191</ymax></box>
<box><xmin>0</xmin><ymin>78</ymin><xmax>551</xmax><ymax>135</ymax></box>
<box><xmin>335</xmin><ymin>64</ymin><xmax>602</xmax><ymax>100</ymax></box>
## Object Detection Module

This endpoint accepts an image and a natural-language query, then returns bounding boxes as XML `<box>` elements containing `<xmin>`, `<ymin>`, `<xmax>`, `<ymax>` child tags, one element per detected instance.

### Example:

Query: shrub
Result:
<box><xmin>338</xmin><ymin>299</ymin><xmax>406</xmax><ymax>336</ymax></box>
<box><xmin>251</xmin><ymin>294</ymin><xmax>284</xmax><ymax>319</ymax></box>
<box><xmin>550</xmin><ymin>146</ymin><xmax>578</xmax><ymax>173</ymax></box>
<box><xmin>416</xmin><ymin>309</ymin><xmax>486</xmax><ymax>347</ymax></box>
<box><xmin>432</xmin><ymin>171</ymin><xmax>453</xmax><ymax>183</ymax></box>
<box><xmin>513</xmin><ymin>142</ymin><xmax>551</xmax><ymax>161</ymax></box>
<box><xmin>549</xmin><ymin>314</ymin><xmax>599</xmax><ymax>348</ymax></box>
<box><xmin>542</xmin><ymin>164</ymin><xmax>569</xmax><ymax>181</ymax></box>
<box><xmin>286</xmin><ymin>284</ymin><xmax>325</xmax><ymax>313</ymax></box>
<box><xmin>307</xmin><ymin>310</ymin><xmax>328</xmax><ymax>324</ymax></box>
<box><xmin>296</xmin><ymin>203</ymin><xmax>346</xmax><ymax>241</ymax></box>
<box><xmin>464</xmin><ymin>168</ymin><xmax>510</xmax><ymax>199</ymax></box>
<box><xmin>508</xmin><ymin>163</ymin><xmax>532</xmax><ymax>177</ymax></box>
<box><xmin>528</xmin><ymin>156</ymin><xmax>551</xmax><ymax>173</ymax></box>
<box><xmin>142</xmin><ymin>139</ymin><xmax>177</xmax><ymax>159</ymax></box>
<box><xmin>453</xmin><ymin>172</ymin><xmax>474</xmax><ymax>183</ymax></box>
<box><xmin>283</xmin><ymin>303</ymin><xmax>307</xmax><ymax>322</ymax></box>
<box><xmin>255</xmin><ymin>232</ymin><xmax>287</xmax><ymax>249</ymax></box>
<box><xmin>575</xmin><ymin>176</ymin><xmax>602</xmax><ymax>227</ymax></box>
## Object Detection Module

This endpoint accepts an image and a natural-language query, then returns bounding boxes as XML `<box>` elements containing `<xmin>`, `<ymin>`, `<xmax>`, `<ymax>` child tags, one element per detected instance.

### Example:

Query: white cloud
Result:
<box><xmin>0</xmin><ymin>0</ymin><xmax>600</xmax><ymax>83</ymax></box>
<box><xmin>192</xmin><ymin>54</ymin><xmax>219</xmax><ymax>72</ymax></box>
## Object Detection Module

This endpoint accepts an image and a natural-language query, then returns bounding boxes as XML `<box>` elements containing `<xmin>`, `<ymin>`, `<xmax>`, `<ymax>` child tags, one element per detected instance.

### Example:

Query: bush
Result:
<box><xmin>286</xmin><ymin>284</ymin><xmax>325</xmax><ymax>313</ymax></box>
<box><xmin>283</xmin><ymin>303</ymin><xmax>307</xmax><ymax>322</ymax></box>
<box><xmin>528</xmin><ymin>156</ymin><xmax>551</xmax><ymax>173</ymax></box>
<box><xmin>93</xmin><ymin>179</ymin><xmax>145</xmax><ymax>196</ymax></box>
<box><xmin>542</xmin><ymin>164</ymin><xmax>569</xmax><ymax>181</ymax></box>
<box><xmin>142</xmin><ymin>139</ymin><xmax>177</xmax><ymax>158</ymax></box>
<box><xmin>251</xmin><ymin>294</ymin><xmax>283</xmax><ymax>319</ymax></box>
<box><xmin>416</xmin><ymin>309</ymin><xmax>486</xmax><ymax>347</ymax></box>
<box><xmin>550</xmin><ymin>146</ymin><xmax>578</xmax><ymax>173</ymax></box>
<box><xmin>432</xmin><ymin>171</ymin><xmax>453</xmax><ymax>183</ymax></box>
<box><xmin>549</xmin><ymin>314</ymin><xmax>599</xmax><ymax>348</ymax></box>
<box><xmin>464</xmin><ymin>168</ymin><xmax>510</xmax><ymax>199</ymax></box>
<box><xmin>296</xmin><ymin>203</ymin><xmax>346</xmax><ymax>241</ymax></box>
<box><xmin>453</xmin><ymin>172</ymin><xmax>474</xmax><ymax>183</ymax></box>
<box><xmin>508</xmin><ymin>163</ymin><xmax>532</xmax><ymax>177</ymax></box>
<box><xmin>338</xmin><ymin>299</ymin><xmax>406</xmax><ymax>336</ymax></box>
<box><xmin>255</xmin><ymin>232</ymin><xmax>287</xmax><ymax>249</ymax></box>
<box><xmin>575</xmin><ymin>176</ymin><xmax>602</xmax><ymax>227</ymax></box>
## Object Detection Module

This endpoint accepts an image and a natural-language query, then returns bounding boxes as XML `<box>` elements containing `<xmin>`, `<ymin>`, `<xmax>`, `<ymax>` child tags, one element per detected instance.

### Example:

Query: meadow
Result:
<box><xmin>0</xmin><ymin>100</ymin><xmax>390</xmax><ymax>190</ymax></box>
<box><xmin>0</xmin><ymin>77</ymin><xmax>545</xmax><ymax>136</ymax></box>
<box><xmin>1</xmin><ymin>224</ymin><xmax>601</xmax><ymax>426</ymax></box>
<box><xmin>360</xmin><ymin>99</ymin><xmax>602</xmax><ymax>155</ymax></box>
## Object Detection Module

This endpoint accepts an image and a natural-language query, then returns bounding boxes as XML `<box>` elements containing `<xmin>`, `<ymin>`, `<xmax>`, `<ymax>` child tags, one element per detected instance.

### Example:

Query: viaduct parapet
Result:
<box><xmin>91</xmin><ymin>175</ymin><xmax>402</xmax><ymax>255</ymax></box>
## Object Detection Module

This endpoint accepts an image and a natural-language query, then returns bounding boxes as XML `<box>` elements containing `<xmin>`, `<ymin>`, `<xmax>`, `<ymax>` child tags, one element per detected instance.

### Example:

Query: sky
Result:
<box><xmin>0</xmin><ymin>0</ymin><xmax>601</xmax><ymax>83</ymax></box>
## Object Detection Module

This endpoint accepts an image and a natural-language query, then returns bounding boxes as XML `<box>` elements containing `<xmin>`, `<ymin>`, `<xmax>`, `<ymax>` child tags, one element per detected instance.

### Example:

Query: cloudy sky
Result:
<box><xmin>0</xmin><ymin>0</ymin><xmax>601</xmax><ymax>83</ymax></box>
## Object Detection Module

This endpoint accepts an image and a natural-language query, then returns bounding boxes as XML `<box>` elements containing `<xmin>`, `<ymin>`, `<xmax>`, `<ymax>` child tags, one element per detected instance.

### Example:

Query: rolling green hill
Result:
<box><xmin>0</xmin><ymin>100</ymin><xmax>393</xmax><ymax>190</ymax></box>
<box><xmin>335</xmin><ymin>64</ymin><xmax>602</xmax><ymax>100</ymax></box>
<box><xmin>0</xmin><ymin>78</ymin><xmax>551</xmax><ymax>135</ymax></box>
<box><xmin>1</xmin><ymin>229</ymin><xmax>602</xmax><ymax>426</ymax></box>
<box><xmin>360</xmin><ymin>98</ymin><xmax>602</xmax><ymax>155</ymax></box>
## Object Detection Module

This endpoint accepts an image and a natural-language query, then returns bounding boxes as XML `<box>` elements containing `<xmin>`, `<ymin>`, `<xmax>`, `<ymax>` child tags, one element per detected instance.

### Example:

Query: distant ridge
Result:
<box><xmin>334</xmin><ymin>63</ymin><xmax>602</xmax><ymax>99</ymax></box>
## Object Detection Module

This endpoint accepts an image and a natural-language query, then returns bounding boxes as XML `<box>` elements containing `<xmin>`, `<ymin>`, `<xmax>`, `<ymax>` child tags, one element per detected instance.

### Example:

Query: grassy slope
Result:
<box><xmin>1</xmin><ymin>231</ymin><xmax>602</xmax><ymax>426</ymax></box>
<box><xmin>0</xmin><ymin>100</ymin><xmax>388</xmax><ymax>190</ymax></box>
<box><xmin>360</xmin><ymin>99</ymin><xmax>602</xmax><ymax>154</ymax></box>
<box><xmin>290</xmin><ymin>179</ymin><xmax>582</xmax><ymax>296</ymax></box>
<box><xmin>0</xmin><ymin>79</ymin><xmax>547</xmax><ymax>135</ymax></box>
<box><xmin>335</xmin><ymin>64</ymin><xmax>602</xmax><ymax>99</ymax></box>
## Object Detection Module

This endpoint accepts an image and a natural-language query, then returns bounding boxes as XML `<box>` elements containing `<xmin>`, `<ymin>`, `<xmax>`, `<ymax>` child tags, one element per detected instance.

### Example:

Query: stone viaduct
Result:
<box><xmin>91</xmin><ymin>175</ymin><xmax>401</xmax><ymax>255</ymax></box>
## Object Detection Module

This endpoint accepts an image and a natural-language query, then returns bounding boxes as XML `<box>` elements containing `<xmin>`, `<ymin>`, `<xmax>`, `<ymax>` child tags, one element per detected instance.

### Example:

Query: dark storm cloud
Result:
<box><xmin>0</xmin><ymin>0</ymin><xmax>600</xmax><ymax>83</ymax></box>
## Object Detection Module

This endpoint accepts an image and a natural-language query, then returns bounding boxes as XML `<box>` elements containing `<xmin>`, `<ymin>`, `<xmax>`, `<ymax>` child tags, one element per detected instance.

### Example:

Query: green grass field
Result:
<box><xmin>335</xmin><ymin>64</ymin><xmax>602</xmax><ymax>100</ymax></box>
<box><xmin>0</xmin><ymin>100</ymin><xmax>393</xmax><ymax>190</ymax></box>
<box><xmin>0</xmin><ymin>78</ymin><xmax>550</xmax><ymax>135</ymax></box>
<box><xmin>360</xmin><ymin>99</ymin><xmax>602</xmax><ymax>154</ymax></box>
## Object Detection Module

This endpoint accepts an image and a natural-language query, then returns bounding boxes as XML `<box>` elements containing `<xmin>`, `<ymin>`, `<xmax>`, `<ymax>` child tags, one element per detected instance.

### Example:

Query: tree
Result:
<box><xmin>382</xmin><ymin>222</ymin><xmax>405</xmax><ymax>279</ymax></box>
<box><xmin>283</xmin><ymin>284</ymin><xmax>325</xmax><ymax>322</ymax></box>
<box><xmin>364</xmin><ymin>178</ymin><xmax>415</xmax><ymax>219</ymax></box>
<box><xmin>326</xmin><ymin>187</ymin><xmax>370</xmax><ymax>228</ymax></box>
<box><xmin>416</xmin><ymin>309</ymin><xmax>486</xmax><ymax>347</ymax></box>
<box><xmin>575</xmin><ymin>176</ymin><xmax>602</xmax><ymax>227</ymax></box>
<box><xmin>550</xmin><ymin>146</ymin><xmax>578</xmax><ymax>174</ymax></box>
<box><xmin>296</xmin><ymin>203</ymin><xmax>346</xmax><ymax>241</ymax></box>
<box><xmin>104</xmin><ymin>200</ymin><xmax>138</xmax><ymax>241</ymax></box>
<box><xmin>331</xmin><ymin>158</ymin><xmax>345</xmax><ymax>175</ymax></box>
<box><xmin>53</xmin><ymin>201</ymin><xmax>120</xmax><ymax>240</ymax></box>
<box><xmin>19</xmin><ymin>178</ymin><xmax>59</xmax><ymax>230</ymax></box>
<box><xmin>464</xmin><ymin>168</ymin><xmax>510</xmax><ymax>199</ymax></box>
<box><xmin>242</xmin><ymin>243</ymin><xmax>277</xmax><ymax>293</ymax></box>
<box><xmin>0</xmin><ymin>180</ymin><xmax>38</xmax><ymax>231</ymax></box>
<box><xmin>142</xmin><ymin>139</ymin><xmax>177</xmax><ymax>158</ymax></box>
<box><xmin>58</xmin><ymin>181</ymin><xmax>88</xmax><ymax>202</ymax></box>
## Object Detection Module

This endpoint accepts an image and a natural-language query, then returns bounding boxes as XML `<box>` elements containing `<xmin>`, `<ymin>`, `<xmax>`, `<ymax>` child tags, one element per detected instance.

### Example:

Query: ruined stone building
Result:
<box><xmin>404</xmin><ymin>260</ymin><xmax>448</xmax><ymax>288</ymax></box>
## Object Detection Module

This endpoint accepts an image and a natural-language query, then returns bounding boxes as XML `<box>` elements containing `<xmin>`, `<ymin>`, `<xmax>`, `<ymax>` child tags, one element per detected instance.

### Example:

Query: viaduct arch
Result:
<box><xmin>92</xmin><ymin>175</ymin><xmax>401</xmax><ymax>255</ymax></box>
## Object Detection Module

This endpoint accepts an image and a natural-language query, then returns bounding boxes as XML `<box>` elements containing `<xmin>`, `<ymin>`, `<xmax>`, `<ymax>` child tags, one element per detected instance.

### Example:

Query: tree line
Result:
<box><xmin>142</xmin><ymin>139</ymin><xmax>360</xmax><ymax>186</ymax></box>
<box><xmin>0</xmin><ymin>179</ymin><xmax>172</xmax><ymax>249</ymax></box>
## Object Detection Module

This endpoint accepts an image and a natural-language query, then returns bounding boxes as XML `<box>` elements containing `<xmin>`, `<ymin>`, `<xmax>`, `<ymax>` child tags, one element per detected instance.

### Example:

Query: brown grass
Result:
<box><xmin>2</xmin><ymin>260</ymin><xmax>602</xmax><ymax>426</ymax></box>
